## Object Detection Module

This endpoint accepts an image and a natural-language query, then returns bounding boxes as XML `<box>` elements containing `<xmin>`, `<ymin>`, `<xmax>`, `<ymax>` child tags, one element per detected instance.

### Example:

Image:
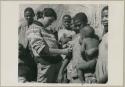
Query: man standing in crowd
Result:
<box><xmin>26</xmin><ymin>8</ymin><xmax>72</xmax><ymax>83</ymax></box>
<box><xmin>95</xmin><ymin>6</ymin><xmax>108</xmax><ymax>83</ymax></box>
<box><xmin>18</xmin><ymin>7</ymin><xmax>37</xmax><ymax>82</ymax></box>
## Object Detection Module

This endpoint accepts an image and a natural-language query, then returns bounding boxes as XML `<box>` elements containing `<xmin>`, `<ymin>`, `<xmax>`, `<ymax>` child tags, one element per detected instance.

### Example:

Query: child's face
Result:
<box><xmin>24</xmin><ymin>11</ymin><xmax>34</xmax><ymax>24</ymax></box>
<box><xmin>43</xmin><ymin>16</ymin><xmax>55</xmax><ymax>28</ymax></box>
<box><xmin>62</xmin><ymin>16</ymin><xmax>71</xmax><ymax>29</ymax></box>
<box><xmin>102</xmin><ymin>9</ymin><xmax>108</xmax><ymax>26</ymax></box>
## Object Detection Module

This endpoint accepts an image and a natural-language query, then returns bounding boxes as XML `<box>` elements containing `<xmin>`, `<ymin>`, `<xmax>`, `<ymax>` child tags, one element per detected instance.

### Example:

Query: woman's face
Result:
<box><xmin>102</xmin><ymin>9</ymin><xmax>108</xmax><ymax>26</ymax></box>
<box><xmin>73</xmin><ymin>19</ymin><xmax>84</xmax><ymax>33</ymax></box>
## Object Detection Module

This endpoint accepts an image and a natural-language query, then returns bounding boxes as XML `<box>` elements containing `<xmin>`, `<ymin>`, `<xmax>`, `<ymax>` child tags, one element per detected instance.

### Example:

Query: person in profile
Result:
<box><xmin>26</xmin><ymin>8</ymin><xmax>72</xmax><ymax>83</ymax></box>
<box><xmin>18</xmin><ymin>7</ymin><xmax>37</xmax><ymax>82</ymax></box>
<box><xmin>95</xmin><ymin>6</ymin><xmax>108</xmax><ymax>83</ymax></box>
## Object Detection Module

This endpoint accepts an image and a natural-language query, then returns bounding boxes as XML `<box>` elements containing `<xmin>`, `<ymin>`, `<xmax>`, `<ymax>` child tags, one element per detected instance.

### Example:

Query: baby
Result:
<box><xmin>77</xmin><ymin>25</ymin><xmax>99</xmax><ymax>83</ymax></box>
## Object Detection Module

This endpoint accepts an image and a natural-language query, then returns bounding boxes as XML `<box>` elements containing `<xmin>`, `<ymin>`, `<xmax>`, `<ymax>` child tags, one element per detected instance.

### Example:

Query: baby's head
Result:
<box><xmin>62</xmin><ymin>15</ymin><xmax>72</xmax><ymax>29</ymax></box>
<box><xmin>80</xmin><ymin>25</ymin><xmax>95</xmax><ymax>38</ymax></box>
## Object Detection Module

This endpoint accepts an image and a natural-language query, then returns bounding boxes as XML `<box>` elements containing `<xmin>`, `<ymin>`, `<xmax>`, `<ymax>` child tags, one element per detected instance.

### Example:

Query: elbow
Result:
<box><xmin>39</xmin><ymin>46</ymin><xmax>50</xmax><ymax>56</ymax></box>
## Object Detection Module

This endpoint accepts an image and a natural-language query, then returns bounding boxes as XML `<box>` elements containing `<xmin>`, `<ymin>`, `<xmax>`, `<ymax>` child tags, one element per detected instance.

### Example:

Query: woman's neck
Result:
<box><xmin>103</xmin><ymin>25</ymin><xmax>108</xmax><ymax>35</ymax></box>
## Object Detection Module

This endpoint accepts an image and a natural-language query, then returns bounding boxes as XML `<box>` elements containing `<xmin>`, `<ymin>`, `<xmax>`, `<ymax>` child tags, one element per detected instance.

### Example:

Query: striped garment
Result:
<box><xmin>26</xmin><ymin>21</ymin><xmax>62</xmax><ymax>82</ymax></box>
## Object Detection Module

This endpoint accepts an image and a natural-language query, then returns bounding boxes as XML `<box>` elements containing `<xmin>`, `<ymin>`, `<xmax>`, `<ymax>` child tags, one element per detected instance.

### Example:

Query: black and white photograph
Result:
<box><xmin>1</xmin><ymin>1</ymin><xmax>124</xmax><ymax>86</ymax></box>
<box><xmin>18</xmin><ymin>4</ymin><xmax>108</xmax><ymax>83</ymax></box>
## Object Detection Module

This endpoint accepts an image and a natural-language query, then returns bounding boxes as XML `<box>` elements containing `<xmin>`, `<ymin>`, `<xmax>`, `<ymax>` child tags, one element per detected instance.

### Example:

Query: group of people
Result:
<box><xmin>18</xmin><ymin>6</ymin><xmax>108</xmax><ymax>83</ymax></box>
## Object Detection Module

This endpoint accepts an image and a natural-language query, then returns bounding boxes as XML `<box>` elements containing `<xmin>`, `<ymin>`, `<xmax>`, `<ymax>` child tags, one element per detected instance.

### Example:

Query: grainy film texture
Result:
<box><xmin>18</xmin><ymin>4</ymin><xmax>108</xmax><ymax>83</ymax></box>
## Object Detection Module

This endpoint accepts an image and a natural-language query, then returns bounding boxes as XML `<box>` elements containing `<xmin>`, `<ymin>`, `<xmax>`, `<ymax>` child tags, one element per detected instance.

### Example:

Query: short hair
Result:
<box><xmin>24</xmin><ymin>7</ymin><xmax>35</xmax><ymax>16</ymax></box>
<box><xmin>36</xmin><ymin>11</ymin><xmax>43</xmax><ymax>19</ymax></box>
<box><xmin>73</xmin><ymin>12</ymin><xmax>88</xmax><ymax>25</ymax></box>
<box><xmin>102</xmin><ymin>6</ymin><xmax>108</xmax><ymax>12</ymax></box>
<box><xmin>62</xmin><ymin>15</ymin><xmax>71</xmax><ymax>20</ymax></box>
<box><xmin>83</xmin><ymin>25</ymin><xmax>95</xmax><ymax>37</ymax></box>
<box><xmin>42</xmin><ymin>8</ymin><xmax>57</xmax><ymax>20</ymax></box>
<box><xmin>101</xmin><ymin>6</ymin><xmax>108</xmax><ymax>17</ymax></box>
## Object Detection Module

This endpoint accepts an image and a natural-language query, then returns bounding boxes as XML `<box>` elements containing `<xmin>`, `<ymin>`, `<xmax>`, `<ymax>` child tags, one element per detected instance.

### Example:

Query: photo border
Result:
<box><xmin>0</xmin><ymin>0</ymin><xmax>124</xmax><ymax>87</ymax></box>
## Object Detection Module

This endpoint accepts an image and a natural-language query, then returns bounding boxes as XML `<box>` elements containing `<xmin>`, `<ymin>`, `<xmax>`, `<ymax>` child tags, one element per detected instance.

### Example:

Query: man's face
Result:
<box><xmin>24</xmin><ymin>11</ymin><xmax>34</xmax><ymax>23</ymax></box>
<box><xmin>43</xmin><ymin>16</ymin><xmax>55</xmax><ymax>28</ymax></box>
<box><xmin>102</xmin><ymin>9</ymin><xmax>108</xmax><ymax>26</ymax></box>
<box><xmin>62</xmin><ymin>16</ymin><xmax>71</xmax><ymax>29</ymax></box>
<box><xmin>73</xmin><ymin>19</ymin><xmax>83</xmax><ymax>33</ymax></box>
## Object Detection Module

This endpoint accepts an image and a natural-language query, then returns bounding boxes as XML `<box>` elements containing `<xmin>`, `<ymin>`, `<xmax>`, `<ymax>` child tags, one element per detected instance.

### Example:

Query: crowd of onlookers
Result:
<box><xmin>18</xmin><ymin>6</ymin><xmax>108</xmax><ymax>83</ymax></box>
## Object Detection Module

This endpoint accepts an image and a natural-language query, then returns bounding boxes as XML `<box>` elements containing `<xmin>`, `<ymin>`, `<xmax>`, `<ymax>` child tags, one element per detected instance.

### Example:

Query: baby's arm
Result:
<box><xmin>78</xmin><ymin>39</ymin><xmax>97</xmax><ymax>70</ymax></box>
<box><xmin>77</xmin><ymin>59</ymin><xmax>97</xmax><ymax>70</ymax></box>
<box><xmin>80</xmin><ymin>39</ymin><xmax>86</xmax><ymax>60</ymax></box>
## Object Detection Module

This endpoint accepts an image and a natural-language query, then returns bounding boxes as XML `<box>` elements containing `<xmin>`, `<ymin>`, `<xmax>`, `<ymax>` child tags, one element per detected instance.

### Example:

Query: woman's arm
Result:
<box><xmin>78</xmin><ymin>58</ymin><xmax>97</xmax><ymax>70</ymax></box>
